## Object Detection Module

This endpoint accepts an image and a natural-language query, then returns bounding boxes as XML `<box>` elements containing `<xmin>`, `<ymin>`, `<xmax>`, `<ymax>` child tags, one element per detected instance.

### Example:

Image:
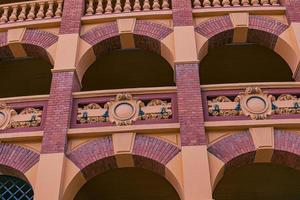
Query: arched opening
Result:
<box><xmin>0</xmin><ymin>57</ymin><xmax>52</xmax><ymax>98</ymax></box>
<box><xmin>0</xmin><ymin>175</ymin><xmax>34</xmax><ymax>199</ymax></box>
<box><xmin>199</xmin><ymin>44</ymin><xmax>294</xmax><ymax>84</ymax></box>
<box><xmin>74</xmin><ymin>168</ymin><xmax>181</xmax><ymax>200</ymax></box>
<box><xmin>81</xmin><ymin>49</ymin><xmax>175</xmax><ymax>91</ymax></box>
<box><xmin>214</xmin><ymin>163</ymin><xmax>300</xmax><ymax>200</ymax></box>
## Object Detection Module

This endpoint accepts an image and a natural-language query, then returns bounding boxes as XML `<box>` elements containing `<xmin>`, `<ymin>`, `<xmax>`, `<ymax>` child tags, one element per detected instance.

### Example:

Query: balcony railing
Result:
<box><xmin>71</xmin><ymin>87</ymin><xmax>177</xmax><ymax>128</ymax></box>
<box><xmin>0</xmin><ymin>0</ymin><xmax>63</xmax><ymax>24</ymax></box>
<box><xmin>202</xmin><ymin>83</ymin><xmax>300</xmax><ymax>121</ymax></box>
<box><xmin>192</xmin><ymin>0</ymin><xmax>279</xmax><ymax>8</ymax></box>
<box><xmin>84</xmin><ymin>0</ymin><xmax>171</xmax><ymax>16</ymax></box>
<box><xmin>0</xmin><ymin>95</ymin><xmax>48</xmax><ymax>133</ymax></box>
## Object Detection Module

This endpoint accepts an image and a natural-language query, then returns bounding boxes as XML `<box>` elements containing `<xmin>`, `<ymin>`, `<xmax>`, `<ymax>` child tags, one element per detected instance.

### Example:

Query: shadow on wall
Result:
<box><xmin>214</xmin><ymin>163</ymin><xmax>300</xmax><ymax>200</ymax></box>
<box><xmin>0</xmin><ymin>57</ymin><xmax>52</xmax><ymax>98</ymax></box>
<box><xmin>74</xmin><ymin>168</ymin><xmax>181</xmax><ymax>200</ymax></box>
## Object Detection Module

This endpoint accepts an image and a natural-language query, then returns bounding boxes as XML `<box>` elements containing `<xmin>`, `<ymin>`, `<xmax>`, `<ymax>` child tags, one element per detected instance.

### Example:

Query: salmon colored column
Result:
<box><xmin>34</xmin><ymin>0</ymin><xmax>83</xmax><ymax>199</ymax></box>
<box><xmin>173</xmin><ymin>0</ymin><xmax>213</xmax><ymax>199</ymax></box>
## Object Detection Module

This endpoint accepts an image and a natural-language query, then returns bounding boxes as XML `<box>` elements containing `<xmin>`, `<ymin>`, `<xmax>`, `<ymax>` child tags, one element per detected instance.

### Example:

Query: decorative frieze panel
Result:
<box><xmin>207</xmin><ymin>87</ymin><xmax>300</xmax><ymax>120</ymax></box>
<box><xmin>0</xmin><ymin>103</ymin><xmax>42</xmax><ymax>130</ymax></box>
<box><xmin>76</xmin><ymin>93</ymin><xmax>174</xmax><ymax>127</ymax></box>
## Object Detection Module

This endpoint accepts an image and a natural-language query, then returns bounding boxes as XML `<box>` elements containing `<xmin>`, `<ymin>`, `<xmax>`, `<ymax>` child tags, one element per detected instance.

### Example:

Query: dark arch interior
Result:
<box><xmin>200</xmin><ymin>44</ymin><xmax>294</xmax><ymax>84</ymax></box>
<box><xmin>74</xmin><ymin>168</ymin><xmax>181</xmax><ymax>200</ymax></box>
<box><xmin>214</xmin><ymin>163</ymin><xmax>300</xmax><ymax>200</ymax></box>
<box><xmin>0</xmin><ymin>175</ymin><xmax>34</xmax><ymax>199</ymax></box>
<box><xmin>82</xmin><ymin>49</ymin><xmax>175</xmax><ymax>91</ymax></box>
<box><xmin>0</xmin><ymin>57</ymin><xmax>52</xmax><ymax>98</ymax></box>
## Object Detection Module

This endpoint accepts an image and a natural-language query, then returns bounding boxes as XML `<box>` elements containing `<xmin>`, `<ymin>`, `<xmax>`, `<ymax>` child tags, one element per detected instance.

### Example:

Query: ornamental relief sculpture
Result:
<box><xmin>0</xmin><ymin>103</ymin><xmax>42</xmax><ymax>130</ymax></box>
<box><xmin>77</xmin><ymin>93</ymin><xmax>172</xmax><ymax>126</ymax></box>
<box><xmin>208</xmin><ymin>87</ymin><xmax>300</xmax><ymax>120</ymax></box>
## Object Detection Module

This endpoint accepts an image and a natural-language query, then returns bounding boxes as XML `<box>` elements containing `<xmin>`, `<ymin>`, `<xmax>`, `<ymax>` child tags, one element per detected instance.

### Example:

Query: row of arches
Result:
<box><xmin>2</xmin><ymin>130</ymin><xmax>300</xmax><ymax>199</ymax></box>
<box><xmin>0</xmin><ymin>16</ymin><xmax>297</xmax><ymax>98</ymax></box>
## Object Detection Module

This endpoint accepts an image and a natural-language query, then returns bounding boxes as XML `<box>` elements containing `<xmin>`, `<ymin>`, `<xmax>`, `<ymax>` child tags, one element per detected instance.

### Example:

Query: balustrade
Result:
<box><xmin>192</xmin><ymin>0</ymin><xmax>279</xmax><ymax>8</ymax></box>
<box><xmin>72</xmin><ymin>92</ymin><xmax>177</xmax><ymax>128</ymax></box>
<box><xmin>0</xmin><ymin>0</ymin><xmax>63</xmax><ymax>24</ymax></box>
<box><xmin>203</xmin><ymin>86</ymin><xmax>300</xmax><ymax>121</ymax></box>
<box><xmin>84</xmin><ymin>0</ymin><xmax>171</xmax><ymax>16</ymax></box>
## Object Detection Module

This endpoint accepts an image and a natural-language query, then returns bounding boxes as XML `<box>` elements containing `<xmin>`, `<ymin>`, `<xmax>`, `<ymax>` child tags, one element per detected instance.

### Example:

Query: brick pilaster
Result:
<box><xmin>280</xmin><ymin>0</ymin><xmax>300</xmax><ymax>22</ymax></box>
<box><xmin>176</xmin><ymin>63</ymin><xmax>206</xmax><ymax>146</ymax></box>
<box><xmin>59</xmin><ymin>0</ymin><xmax>84</xmax><ymax>34</ymax></box>
<box><xmin>41</xmin><ymin>71</ymin><xmax>80</xmax><ymax>153</ymax></box>
<box><xmin>172</xmin><ymin>0</ymin><xmax>193</xmax><ymax>26</ymax></box>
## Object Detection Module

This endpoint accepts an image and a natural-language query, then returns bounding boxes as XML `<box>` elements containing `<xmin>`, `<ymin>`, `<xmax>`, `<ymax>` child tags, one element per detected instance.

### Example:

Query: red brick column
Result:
<box><xmin>176</xmin><ymin>64</ymin><xmax>206</xmax><ymax>146</ymax></box>
<box><xmin>172</xmin><ymin>0</ymin><xmax>193</xmax><ymax>26</ymax></box>
<box><xmin>280</xmin><ymin>0</ymin><xmax>300</xmax><ymax>22</ymax></box>
<box><xmin>172</xmin><ymin>0</ymin><xmax>206</xmax><ymax>146</ymax></box>
<box><xmin>59</xmin><ymin>0</ymin><xmax>84</xmax><ymax>34</ymax></box>
<box><xmin>41</xmin><ymin>71</ymin><xmax>80</xmax><ymax>153</ymax></box>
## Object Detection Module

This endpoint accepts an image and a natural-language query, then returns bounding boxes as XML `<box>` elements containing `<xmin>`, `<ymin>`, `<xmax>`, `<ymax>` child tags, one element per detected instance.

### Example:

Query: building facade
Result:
<box><xmin>0</xmin><ymin>0</ymin><xmax>299</xmax><ymax>199</ymax></box>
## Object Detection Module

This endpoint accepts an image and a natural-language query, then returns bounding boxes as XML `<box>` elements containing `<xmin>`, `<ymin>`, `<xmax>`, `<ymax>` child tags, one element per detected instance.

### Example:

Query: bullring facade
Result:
<box><xmin>0</xmin><ymin>0</ymin><xmax>299</xmax><ymax>199</ymax></box>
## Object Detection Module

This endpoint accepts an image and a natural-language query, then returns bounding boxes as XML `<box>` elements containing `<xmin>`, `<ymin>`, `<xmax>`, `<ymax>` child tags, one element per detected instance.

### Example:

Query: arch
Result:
<box><xmin>195</xmin><ymin>15</ymin><xmax>298</xmax><ymax>74</ymax></box>
<box><xmin>0</xmin><ymin>143</ymin><xmax>39</xmax><ymax>184</ymax></box>
<box><xmin>77</xmin><ymin>20</ymin><xmax>174</xmax><ymax>82</ymax></box>
<box><xmin>208</xmin><ymin>130</ymin><xmax>300</xmax><ymax>190</ymax></box>
<box><xmin>0</xmin><ymin>29</ymin><xmax>58</xmax><ymax>64</ymax></box>
<box><xmin>64</xmin><ymin>135</ymin><xmax>182</xmax><ymax>200</ymax></box>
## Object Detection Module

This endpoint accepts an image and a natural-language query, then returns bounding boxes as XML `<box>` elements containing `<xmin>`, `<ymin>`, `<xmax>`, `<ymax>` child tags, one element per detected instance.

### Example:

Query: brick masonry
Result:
<box><xmin>41</xmin><ymin>71</ymin><xmax>80</xmax><ymax>154</ymax></box>
<box><xmin>248</xmin><ymin>15</ymin><xmax>289</xmax><ymax>49</ymax></box>
<box><xmin>172</xmin><ymin>0</ymin><xmax>193</xmax><ymax>26</ymax></box>
<box><xmin>195</xmin><ymin>15</ymin><xmax>234</xmax><ymax>48</ymax></box>
<box><xmin>280</xmin><ymin>0</ymin><xmax>300</xmax><ymax>22</ymax></box>
<box><xmin>21</xmin><ymin>29</ymin><xmax>58</xmax><ymax>61</ymax></box>
<box><xmin>67</xmin><ymin>135</ymin><xmax>180</xmax><ymax>180</ymax></box>
<box><xmin>59</xmin><ymin>0</ymin><xmax>84</xmax><ymax>34</ymax></box>
<box><xmin>81</xmin><ymin>20</ymin><xmax>173</xmax><ymax>57</ymax></box>
<box><xmin>273</xmin><ymin>129</ymin><xmax>300</xmax><ymax>170</ymax></box>
<box><xmin>195</xmin><ymin>15</ymin><xmax>288</xmax><ymax>50</ymax></box>
<box><xmin>0</xmin><ymin>143</ymin><xmax>39</xmax><ymax>174</ymax></box>
<box><xmin>208</xmin><ymin>131</ymin><xmax>255</xmax><ymax>163</ymax></box>
<box><xmin>176</xmin><ymin>64</ymin><xmax>206</xmax><ymax>146</ymax></box>
<box><xmin>208</xmin><ymin>130</ymin><xmax>300</xmax><ymax>172</ymax></box>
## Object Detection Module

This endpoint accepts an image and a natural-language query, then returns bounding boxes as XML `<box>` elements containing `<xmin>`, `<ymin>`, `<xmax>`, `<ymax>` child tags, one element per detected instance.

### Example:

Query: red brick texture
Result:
<box><xmin>195</xmin><ymin>15</ymin><xmax>234</xmax><ymax>49</ymax></box>
<box><xmin>41</xmin><ymin>71</ymin><xmax>80</xmax><ymax>154</ymax></box>
<box><xmin>67</xmin><ymin>136</ymin><xmax>117</xmax><ymax>180</ymax></box>
<box><xmin>273</xmin><ymin>130</ymin><xmax>300</xmax><ymax>170</ymax></box>
<box><xmin>0</xmin><ymin>143</ymin><xmax>39</xmax><ymax>174</ymax></box>
<box><xmin>176</xmin><ymin>64</ymin><xmax>206</xmax><ymax>146</ymax></box>
<box><xmin>59</xmin><ymin>0</ymin><xmax>84</xmax><ymax>34</ymax></box>
<box><xmin>208</xmin><ymin>130</ymin><xmax>300</xmax><ymax>172</ymax></box>
<box><xmin>21</xmin><ymin>29</ymin><xmax>58</xmax><ymax>62</ymax></box>
<box><xmin>81</xmin><ymin>20</ymin><xmax>173</xmax><ymax>58</ymax></box>
<box><xmin>208</xmin><ymin>131</ymin><xmax>256</xmax><ymax>171</ymax></box>
<box><xmin>195</xmin><ymin>15</ymin><xmax>288</xmax><ymax>50</ymax></box>
<box><xmin>172</xmin><ymin>0</ymin><xmax>193</xmax><ymax>26</ymax></box>
<box><xmin>280</xmin><ymin>0</ymin><xmax>300</xmax><ymax>22</ymax></box>
<box><xmin>248</xmin><ymin>15</ymin><xmax>288</xmax><ymax>49</ymax></box>
<box><xmin>67</xmin><ymin>135</ymin><xmax>180</xmax><ymax>180</ymax></box>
